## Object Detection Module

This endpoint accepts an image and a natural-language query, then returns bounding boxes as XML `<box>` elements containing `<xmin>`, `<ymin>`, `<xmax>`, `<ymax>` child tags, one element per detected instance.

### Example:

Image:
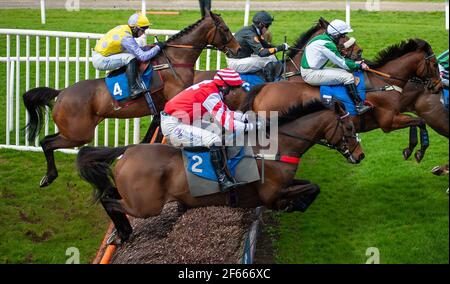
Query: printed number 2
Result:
<box><xmin>113</xmin><ymin>82</ymin><xmax>123</xmax><ymax>97</ymax></box>
<box><xmin>191</xmin><ymin>155</ymin><xmax>203</xmax><ymax>173</ymax></box>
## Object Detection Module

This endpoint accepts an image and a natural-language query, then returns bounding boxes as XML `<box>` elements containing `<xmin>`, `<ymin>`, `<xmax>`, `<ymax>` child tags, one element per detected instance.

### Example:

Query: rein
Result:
<box><xmin>274</xmin><ymin>112</ymin><xmax>355</xmax><ymax>164</ymax></box>
<box><xmin>365</xmin><ymin>52</ymin><xmax>437</xmax><ymax>90</ymax></box>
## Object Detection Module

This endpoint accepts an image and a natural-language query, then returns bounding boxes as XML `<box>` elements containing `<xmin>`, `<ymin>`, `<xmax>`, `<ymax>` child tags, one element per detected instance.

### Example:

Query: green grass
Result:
<box><xmin>0</xmin><ymin>149</ymin><xmax>107</xmax><ymax>263</ymax></box>
<box><xmin>0</xmin><ymin>9</ymin><xmax>448</xmax><ymax>263</ymax></box>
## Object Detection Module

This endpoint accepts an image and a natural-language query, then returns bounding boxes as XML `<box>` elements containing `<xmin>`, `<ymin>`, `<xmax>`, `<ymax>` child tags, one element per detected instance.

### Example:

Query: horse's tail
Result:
<box><xmin>240</xmin><ymin>84</ymin><xmax>266</xmax><ymax>112</ymax></box>
<box><xmin>23</xmin><ymin>87</ymin><xmax>61</xmax><ymax>142</ymax></box>
<box><xmin>77</xmin><ymin>145</ymin><xmax>134</xmax><ymax>202</ymax></box>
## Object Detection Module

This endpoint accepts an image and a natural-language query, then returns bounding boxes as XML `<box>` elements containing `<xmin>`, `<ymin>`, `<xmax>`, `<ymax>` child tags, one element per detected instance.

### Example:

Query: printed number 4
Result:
<box><xmin>113</xmin><ymin>82</ymin><xmax>123</xmax><ymax>97</ymax></box>
<box><xmin>191</xmin><ymin>155</ymin><xmax>203</xmax><ymax>173</ymax></box>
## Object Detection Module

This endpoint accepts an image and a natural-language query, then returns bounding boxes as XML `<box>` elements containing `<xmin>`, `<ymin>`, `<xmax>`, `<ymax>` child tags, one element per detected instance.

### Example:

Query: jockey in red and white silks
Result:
<box><xmin>161</xmin><ymin>68</ymin><xmax>258</xmax><ymax>192</ymax></box>
<box><xmin>161</xmin><ymin>68</ymin><xmax>256</xmax><ymax>147</ymax></box>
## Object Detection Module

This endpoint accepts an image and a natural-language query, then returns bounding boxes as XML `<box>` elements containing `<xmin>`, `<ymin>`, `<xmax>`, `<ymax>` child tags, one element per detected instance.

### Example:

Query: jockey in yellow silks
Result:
<box><xmin>92</xmin><ymin>13</ymin><xmax>166</xmax><ymax>98</ymax></box>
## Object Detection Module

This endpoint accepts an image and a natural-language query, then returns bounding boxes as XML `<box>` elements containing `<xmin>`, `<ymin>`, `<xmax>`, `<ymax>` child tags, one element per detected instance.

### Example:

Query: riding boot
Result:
<box><xmin>345</xmin><ymin>83</ymin><xmax>371</xmax><ymax>115</ymax></box>
<box><xmin>126</xmin><ymin>58</ymin><xmax>146</xmax><ymax>99</ymax></box>
<box><xmin>263</xmin><ymin>61</ymin><xmax>283</xmax><ymax>82</ymax></box>
<box><xmin>210</xmin><ymin>145</ymin><xmax>241</xmax><ymax>192</ymax></box>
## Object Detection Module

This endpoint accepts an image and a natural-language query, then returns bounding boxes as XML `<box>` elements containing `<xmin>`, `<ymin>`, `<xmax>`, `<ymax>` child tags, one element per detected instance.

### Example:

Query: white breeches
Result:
<box><xmin>160</xmin><ymin>113</ymin><xmax>221</xmax><ymax>147</ymax></box>
<box><xmin>91</xmin><ymin>51</ymin><xmax>136</xmax><ymax>71</ymax></box>
<box><xmin>226</xmin><ymin>55</ymin><xmax>277</xmax><ymax>73</ymax></box>
<box><xmin>301</xmin><ymin>67</ymin><xmax>355</xmax><ymax>86</ymax></box>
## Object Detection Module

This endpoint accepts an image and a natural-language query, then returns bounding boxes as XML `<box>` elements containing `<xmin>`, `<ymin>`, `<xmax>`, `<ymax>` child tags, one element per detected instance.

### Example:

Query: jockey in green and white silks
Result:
<box><xmin>301</xmin><ymin>19</ymin><xmax>370</xmax><ymax>115</ymax></box>
<box><xmin>437</xmin><ymin>49</ymin><xmax>448</xmax><ymax>88</ymax></box>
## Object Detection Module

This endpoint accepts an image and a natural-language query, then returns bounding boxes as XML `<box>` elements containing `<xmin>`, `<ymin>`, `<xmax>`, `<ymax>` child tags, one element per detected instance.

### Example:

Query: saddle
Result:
<box><xmin>319</xmin><ymin>71</ymin><xmax>367</xmax><ymax>116</ymax></box>
<box><xmin>181</xmin><ymin>146</ymin><xmax>260</xmax><ymax>197</ymax></box>
<box><xmin>104</xmin><ymin>62</ymin><xmax>164</xmax><ymax>112</ymax></box>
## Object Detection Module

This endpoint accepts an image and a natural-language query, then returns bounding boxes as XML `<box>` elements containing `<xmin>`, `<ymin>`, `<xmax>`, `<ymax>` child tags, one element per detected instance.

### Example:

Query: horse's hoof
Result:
<box><xmin>431</xmin><ymin>165</ymin><xmax>448</xmax><ymax>176</ymax></box>
<box><xmin>403</xmin><ymin>148</ymin><xmax>412</xmax><ymax>160</ymax></box>
<box><xmin>39</xmin><ymin>173</ymin><xmax>57</xmax><ymax>187</ymax></box>
<box><xmin>414</xmin><ymin>150</ymin><xmax>424</xmax><ymax>163</ymax></box>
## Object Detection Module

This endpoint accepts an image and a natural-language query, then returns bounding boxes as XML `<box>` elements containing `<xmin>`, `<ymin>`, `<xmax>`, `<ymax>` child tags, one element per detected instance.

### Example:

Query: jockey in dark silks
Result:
<box><xmin>437</xmin><ymin>50</ymin><xmax>449</xmax><ymax>109</ymax></box>
<box><xmin>225</xmin><ymin>11</ymin><xmax>289</xmax><ymax>81</ymax></box>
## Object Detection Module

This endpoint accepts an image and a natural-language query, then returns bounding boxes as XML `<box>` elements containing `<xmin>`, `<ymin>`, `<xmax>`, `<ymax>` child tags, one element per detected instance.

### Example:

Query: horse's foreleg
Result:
<box><xmin>414</xmin><ymin>124</ymin><xmax>430</xmax><ymax>163</ymax></box>
<box><xmin>39</xmin><ymin>133</ymin><xmax>85</xmax><ymax>187</ymax></box>
<box><xmin>140</xmin><ymin>114</ymin><xmax>161</xmax><ymax>143</ymax></box>
<box><xmin>273</xmin><ymin>183</ymin><xmax>320</xmax><ymax>213</ymax></box>
<box><xmin>403</xmin><ymin>126</ymin><xmax>418</xmax><ymax>160</ymax></box>
<box><xmin>382</xmin><ymin>114</ymin><xmax>427</xmax><ymax>161</ymax></box>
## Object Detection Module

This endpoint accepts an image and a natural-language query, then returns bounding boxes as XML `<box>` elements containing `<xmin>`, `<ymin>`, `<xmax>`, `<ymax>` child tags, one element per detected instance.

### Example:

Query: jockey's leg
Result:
<box><xmin>226</xmin><ymin>55</ymin><xmax>272</xmax><ymax>73</ymax></box>
<box><xmin>263</xmin><ymin>57</ymin><xmax>283</xmax><ymax>82</ymax></box>
<box><xmin>126</xmin><ymin>58</ymin><xmax>146</xmax><ymax>99</ymax></box>
<box><xmin>345</xmin><ymin>83</ymin><xmax>370</xmax><ymax>114</ymax></box>
<box><xmin>91</xmin><ymin>51</ymin><xmax>135</xmax><ymax>72</ymax></box>
<box><xmin>301</xmin><ymin>67</ymin><xmax>370</xmax><ymax>114</ymax></box>
<box><xmin>160</xmin><ymin>113</ymin><xmax>241</xmax><ymax>191</ymax></box>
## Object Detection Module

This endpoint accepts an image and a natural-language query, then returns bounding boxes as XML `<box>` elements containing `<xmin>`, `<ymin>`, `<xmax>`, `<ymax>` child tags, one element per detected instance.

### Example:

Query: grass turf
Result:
<box><xmin>0</xmin><ymin>9</ymin><xmax>448</xmax><ymax>263</ymax></box>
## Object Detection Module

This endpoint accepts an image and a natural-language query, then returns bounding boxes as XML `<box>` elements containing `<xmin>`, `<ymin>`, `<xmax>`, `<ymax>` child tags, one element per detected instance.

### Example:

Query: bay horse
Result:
<box><xmin>239</xmin><ymin>39</ymin><xmax>443</xmax><ymax>162</ymax></box>
<box><xmin>76</xmin><ymin>101</ymin><xmax>365</xmax><ymax>242</ymax></box>
<box><xmin>193</xmin><ymin>17</ymin><xmax>363</xmax><ymax>88</ymax></box>
<box><xmin>23</xmin><ymin>10</ymin><xmax>240</xmax><ymax>187</ymax></box>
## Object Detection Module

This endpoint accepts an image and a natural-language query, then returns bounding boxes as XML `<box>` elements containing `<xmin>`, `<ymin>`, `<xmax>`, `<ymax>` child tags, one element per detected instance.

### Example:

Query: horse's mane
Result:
<box><xmin>367</xmin><ymin>38</ymin><xmax>432</xmax><ymax>69</ymax></box>
<box><xmin>287</xmin><ymin>21</ymin><xmax>323</xmax><ymax>59</ymax></box>
<box><xmin>166</xmin><ymin>16</ymin><xmax>206</xmax><ymax>42</ymax></box>
<box><xmin>278</xmin><ymin>100</ymin><xmax>328</xmax><ymax>125</ymax></box>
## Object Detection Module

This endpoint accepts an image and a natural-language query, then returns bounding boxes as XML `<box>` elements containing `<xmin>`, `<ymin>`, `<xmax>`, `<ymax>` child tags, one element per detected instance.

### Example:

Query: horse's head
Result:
<box><xmin>289</xmin><ymin>17</ymin><xmax>362</xmax><ymax>62</ymax></box>
<box><xmin>204</xmin><ymin>10</ymin><xmax>240</xmax><ymax>57</ymax></box>
<box><xmin>326</xmin><ymin>101</ymin><xmax>365</xmax><ymax>164</ymax></box>
<box><xmin>337</xmin><ymin>35</ymin><xmax>363</xmax><ymax>61</ymax></box>
<box><xmin>414</xmin><ymin>40</ymin><xmax>443</xmax><ymax>94</ymax></box>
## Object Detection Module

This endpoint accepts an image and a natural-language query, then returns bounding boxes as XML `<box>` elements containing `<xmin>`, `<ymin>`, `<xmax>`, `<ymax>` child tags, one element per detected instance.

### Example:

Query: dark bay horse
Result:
<box><xmin>240</xmin><ymin>39</ymin><xmax>443</xmax><ymax>162</ymax></box>
<box><xmin>23</xmin><ymin>10</ymin><xmax>240</xmax><ymax>187</ymax></box>
<box><xmin>193</xmin><ymin>18</ymin><xmax>363</xmax><ymax>87</ymax></box>
<box><xmin>77</xmin><ymin>101</ymin><xmax>365</xmax><ymax>242</ymax></box>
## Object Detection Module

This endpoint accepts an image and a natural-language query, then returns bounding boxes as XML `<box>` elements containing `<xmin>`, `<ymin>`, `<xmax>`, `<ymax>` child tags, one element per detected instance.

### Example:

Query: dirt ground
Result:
<box><xmin>110</xmin><ymin>202</ymin><xmax>263</xmax><ymax>264</ymax></box>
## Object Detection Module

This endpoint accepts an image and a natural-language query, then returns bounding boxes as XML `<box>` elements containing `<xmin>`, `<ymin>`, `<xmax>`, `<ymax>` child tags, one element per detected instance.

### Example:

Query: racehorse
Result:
<box><xmin>193</xmin><ymin>17</ymin><xmax>363</xmax><ymax>88</ymax></box>
<box><xmin>239</xmin><ymin>38</ymin><xmax>443</xmax><ymax>162</ymax></box>
<box><xmin>76</xmin><ymin>101</ymin><xmax>365</xmax><ymax>242</ymax></box>
<box><xmin>23</xmin><ymin>10</ymin><xmax>240</xmax><ymax>187</ymax></box>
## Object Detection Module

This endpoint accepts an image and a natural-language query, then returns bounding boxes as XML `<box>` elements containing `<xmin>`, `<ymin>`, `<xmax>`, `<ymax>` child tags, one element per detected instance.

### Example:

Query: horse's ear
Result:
<box><xmin>319</xmin><ymin>17</ymin><xmax>329</xmax><ymax>29</ymax></box>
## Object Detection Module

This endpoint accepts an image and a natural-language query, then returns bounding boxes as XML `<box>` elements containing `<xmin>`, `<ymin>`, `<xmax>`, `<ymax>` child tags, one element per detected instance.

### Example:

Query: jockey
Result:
<box><xmin>300</xmin><ymin>19</ymin><xmax>370</xmax><ymax>115</ymax></box>
<box><xmin>92</xmin><ymin>13</ymin><xmax>166</xmax><ymax>99</ymax></box>
<box><xmin>161</xmin><ymin>69</ymin><xmax>260</xmax><ymax>192</ymax></box>
<box><xmin>225</xmin><ymin>11</ymin><xmax>289</xmax><ymax>81</ymax></box>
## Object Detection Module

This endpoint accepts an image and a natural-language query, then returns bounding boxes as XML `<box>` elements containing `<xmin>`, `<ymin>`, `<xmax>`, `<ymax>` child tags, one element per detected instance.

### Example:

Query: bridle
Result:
<box><xmin>279</xmin><ymin>112</ymin><xmax>359</xmax><ymax>159</ymax></box>
<box><xmin>165</xmin><ymin>16</ymin><xmax>234</xmax><ymax>55</ymax></box>
<box><xmin>205</xmin><ymin>17</ymin><xmax>235</xmax><ymax>56</ymax></box>
<box><xmin>418</xmin><ymin>52</ymin><xmax>441</xmax><ymax>90</ymax></box>
<box><xmin>368</xmin><ymin>52</ymin><xmax>441</xmax><ymax>91</ymax></box>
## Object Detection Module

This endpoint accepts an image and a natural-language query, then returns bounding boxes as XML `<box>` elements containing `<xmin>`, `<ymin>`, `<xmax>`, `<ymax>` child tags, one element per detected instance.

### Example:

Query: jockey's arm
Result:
<box><xmin>121</xmin><ymin>36</ymin><xmax>161</xmax><ymax>62</ymax></box>
<box><xmin>321</xmin><ymin>42</ymin><xmax>361</xmax><ymax>71</ymax></box>
<box><xmin>202</xmin><ymin>93</ymin><xmax>252</xmax><ymax>132</ymax></box>
<box><xmin>242</xmin><ymin>35</ymin><xmax>284</xmax><ymax>58</ymax></box>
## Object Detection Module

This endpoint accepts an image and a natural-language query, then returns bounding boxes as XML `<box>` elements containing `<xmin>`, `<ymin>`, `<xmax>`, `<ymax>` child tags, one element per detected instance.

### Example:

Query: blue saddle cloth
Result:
<box><xmin>183</xmin><ymin>148</ymin><xmax>245</xmax><ymax>181</ymax></box>
<box><xmin>320</xmin><ymin>71</ymin><xmax>366</xmax><ymax>116</ymax></box>
<box><xmin>240</xmin><ymin>73</ymin><xmax>266</xmax><ymax>92</ymax></box>
<box><xmin>105</xmin><ymin>65</ymin><xmax>153</xmax><ymax>101</ymax></box>
<box><xmin>443</xmin><ymin>88</ymin><xmax>449</xmax><ymax>110</ymax></box>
